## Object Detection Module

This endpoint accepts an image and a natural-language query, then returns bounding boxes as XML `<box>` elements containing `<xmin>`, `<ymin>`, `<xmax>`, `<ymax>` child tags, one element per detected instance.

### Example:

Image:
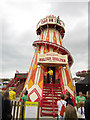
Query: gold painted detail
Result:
<box><xmin>38</xmin><ymin>80</ymin><xmax>43</xmax><ymax>89</ymax></box>
<box><xmin>68</xmin><ymin>81</ymin><xmax>73</xmax><ymax>90</ymax></box>
<box><xmin>33</xmin><ymin>64</ymin><xmax>37</xmax><ymax>70</ymax></box>
<box><xmin>28</xmin><ymin>80</ymin><xmax>34</xmax><ymax>89</ymax></box>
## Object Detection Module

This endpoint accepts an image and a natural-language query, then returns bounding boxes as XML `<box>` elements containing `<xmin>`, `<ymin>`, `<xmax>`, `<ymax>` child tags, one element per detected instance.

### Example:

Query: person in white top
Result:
<box><xmin>57</xmin><ymin>94</ymin><xmax>67</xmax><ymax>119</ymax></box>
<box><xmin>77</xmin><ymin>103</ymin><xmax>85</xmax><ymax>119</ymax></box>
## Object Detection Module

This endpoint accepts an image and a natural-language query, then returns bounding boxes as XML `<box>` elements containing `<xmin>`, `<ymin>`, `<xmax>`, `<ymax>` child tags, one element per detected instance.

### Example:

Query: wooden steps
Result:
<box><xmin>40</xmin><ymin>83</ymin><xmax>61</xmax><ymax>117</ymax></box>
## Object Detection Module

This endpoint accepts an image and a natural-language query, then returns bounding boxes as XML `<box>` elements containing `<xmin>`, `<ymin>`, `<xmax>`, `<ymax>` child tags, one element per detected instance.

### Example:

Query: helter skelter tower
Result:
<box><xmin>22</xmin><ymin>15</ymin><xmax>76</xmax><ymax>105</ymax></box>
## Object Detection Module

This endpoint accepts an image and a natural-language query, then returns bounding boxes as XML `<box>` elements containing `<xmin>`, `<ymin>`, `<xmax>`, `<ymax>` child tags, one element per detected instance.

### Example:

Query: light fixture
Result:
<box><xmin>37</xmin><ymin>64</ymin><xmax>40</xmax><ymax>68</ymax></box>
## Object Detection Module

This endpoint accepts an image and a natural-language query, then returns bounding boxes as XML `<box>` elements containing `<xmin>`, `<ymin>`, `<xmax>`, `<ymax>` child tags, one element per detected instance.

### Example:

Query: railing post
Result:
<box><xmin>40</xmin><ymin>99</ymin><xmax>42</xmax><ymax>117</ymax></box>
<box><xmin>40</xmin><ymin>72</ymin><xmax>44</xmax><ymax>117</ymax></box>
<box><xmin>51</xmin><ymin>83</ymin><xmax>55</xmax><ymax>117</ymax></box>
<box><xmin>19</xmin><ymin>102</ymin><xmax>23</xmax><ymax>119</ymax></box>
<box><xmin>16</xmin><ymin>101</ymin><xmax>19</xmax><ymax>120</ymax></box>
<box><xmin>12</xmin><ymin>101</ymin><xmax>16</xmax><ymax>120</ymax></box>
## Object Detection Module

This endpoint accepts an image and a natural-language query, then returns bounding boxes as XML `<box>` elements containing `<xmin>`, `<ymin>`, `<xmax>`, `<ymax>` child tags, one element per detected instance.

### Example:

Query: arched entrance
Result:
<box><xmin>42</xmin><ymin>64</ymin><xmax>61</xmax><ymax>84</ymax></box>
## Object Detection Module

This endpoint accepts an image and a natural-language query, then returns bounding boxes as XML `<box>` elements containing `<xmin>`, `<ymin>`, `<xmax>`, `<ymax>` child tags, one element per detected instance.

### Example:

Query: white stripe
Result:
<box><xmin>61</xmin><ymin>67</ymin><xmax>66</xmax><ymax>87</ymax></box>
<box><xmin>57</xmin><ymin>31</ymin><xmax>60</xmax><ymax>45</ymax></box>
<box><xmin>63</xmin><ymin>67</ymin><xmax>67</xmax><ymax>86</ymax></box>
<box><xmin>49</xmin><ymin>47</ymin><xmax>53</xmax><ymax>52</ymax></box>
<box><xmin>67</xmin><ymin>65</ymin><xmax>75</xmax><ymax>92</ymax></box>
<box><xmin>60</xmin><ymin>34</ymin><xmax>63</xmax><ymax>45</ymax></box>
<box><xmin>52</xmin><ymin>29</ymin><xmax>54</xmax><ymax>43</ymax></box>
<box><xmin>37</xmin><ymin>67</ymin><xmax>41</xmax><ymax>84</ymax></box>
<box><xmin>34</xmin><ymin>67</ymin><xmax>41</xmax><ymax>84</ymax></box>
<box><xmin>40</xmin><ymin>31</ymin><xmax>42</xmax><ymax>40</ymax></box>
<box><xmin>41</xmin><ymin>46</ymin><xmax>44</xmax><ymax>54</ymax></box>
<box><xmin>52</xmin><ymin>29</ymin><xmax>53</xmax><ymax>43</ymax></box>
<box><xmin>61</xmin><ymin>66</ymin><xmax>74</xmax><ymax>96</ymax></box>
<box><xmin>49</xmin><ymin>29</ymin><xmax>51</xmax><ymax>42</ymax></box>
<box><xmin>43</xmin><ymin>30</ymin><xmax>46</xmax><ymax>41</ymax></box>
<box><xmin>65</xmin><ymin>86</ymin><xmax>74</xmax><ymax>96</ymax></box>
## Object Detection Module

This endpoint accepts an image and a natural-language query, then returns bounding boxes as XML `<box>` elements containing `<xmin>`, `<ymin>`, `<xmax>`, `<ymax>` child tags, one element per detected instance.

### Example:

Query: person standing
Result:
<box><xmin>22</xmin><ymin>90</ymin><xmax>29</xmax><ymax>105</ymax></box>
<box><xmin>84</xmin><ymin>91</ymin><xmax>90</xmax><ymax>120</ymax></box>
<box><xmin>44</xmin><ymin>72</ymin><xmax>47</xmax><ymax>83</ymax></box>
<box><xmin>77</xmin><ymin>102</ymin><xmax>85</xmax><ymax>119</ymax></box>
<box><xmin>76</xmin><ymin>92</ymin><xmax>86</xmax><ymax>108</ymax></box>
<box><xmin>57</xmin><ymin>94</ymin><xmax>67</xmax><ymax>119</ymax></box>
<box><xmin>65</xmin><ymin>92</ymin><xmax>74</xmax><ymax>107</ymax></box>
<box><xmin>2</xmin><ymin>91</ymin><xmax>12</xmax><ymax>120</ymax></box>
<box><xmin>9</xmin><ymin>87</ymin><xmax>16</xmax><ymax>102</ymax></box>
<box><xmin>46</xmin><ymin>68</ymin><xmax>53</xmax><ymax>83</ymax></box>
<box><xmin>64</xmin><ymin>104</ymin><xmax>78</xmax><ymax>120</ymax></box>
<box><xmin>21</xmin><ymin>90</ymin><xmax>29</xmax><ymax>120</ymax></box>
<box><xmin>0</xmin><ymin>94</ymin><xmax>3</xmax><ymax>120</ymax></box>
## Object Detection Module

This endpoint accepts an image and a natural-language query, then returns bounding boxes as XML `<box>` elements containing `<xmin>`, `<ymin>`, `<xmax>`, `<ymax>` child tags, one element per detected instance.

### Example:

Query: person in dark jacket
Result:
<box><xmin>0</xmin><ymin>94</ymin><xmax>3</xmax><ymax>120</ymax></box>
<box><xmin>84</xmin><ymin>91</ymin><xmax>90</xmax><ymax>120</ymax></box>
<box><xmin>65</xmin><ymin>92</ymin><xmax>74</xmax><ymax>107</ymax></box>
<box><xmin>2</xmin><ymin>91</ymin><xmax>12</xmax><ymax>120</ymax></box>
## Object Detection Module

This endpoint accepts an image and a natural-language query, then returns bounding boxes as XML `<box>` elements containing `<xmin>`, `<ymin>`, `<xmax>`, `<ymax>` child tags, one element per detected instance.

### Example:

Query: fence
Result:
<box><xmin>11</xmin><ymin>101</ymin><xmax>23</xmax><ymax>120</ymax></box>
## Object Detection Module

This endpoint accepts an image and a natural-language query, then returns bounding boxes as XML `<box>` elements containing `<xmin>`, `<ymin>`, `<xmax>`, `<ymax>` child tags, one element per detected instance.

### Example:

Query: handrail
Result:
<box><xmin>16</xmin><ymin>87</ymin><xmax>23</xmax><ymax>97</ymax></box>
<box><xmin>16</xmin><ymin>82</ymin><xmax>24</xmax><ymax>89</ymax></box>
<box><xmin>40</xmin><ymin>74</ymin><xmax>44</xmax><ymax>117</ymax></box>
<box><xmin>2</xmin><ymin>79</ymin><xmax>15</xmax><ymax>90</ymax></box>
<box><xmin>16</xmin><ymin>83</ymin><xmax>24</xmax><ymax>95</ymax></box>
<box><xmin>51</xmin><ymin>83</ymin><xmax>55</xmax><ymax>117</ymax></box>
<box><xmin>59</xmin><ymin>71</ymin><xmax>64</xmax><ymax>94</ymax></box>
<box><xmin>6</xmin><ymin>79</ymin><xmax>14</xmax><ymax>89</ymax></box>
<box><xmin>4</xmin><ymin>78</ymin><xmax>18</xmax><ymax>90</ymax></box>
<box><xmin>40</xmin><ymin>99</ymin><xmax>43</xmax><ymax>117</ymax></box>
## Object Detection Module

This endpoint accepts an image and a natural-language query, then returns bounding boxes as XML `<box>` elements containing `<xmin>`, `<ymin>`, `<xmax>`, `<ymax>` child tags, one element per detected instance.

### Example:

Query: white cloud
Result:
<box><xmin>1</xmin><ymin>1</ymin><xmax>88</xmax><ymax>78</ymax></box>
<box><xmin>2</xmin><ymin>1</ymin><xmax>52</xmax><ymax>34</ymax></box>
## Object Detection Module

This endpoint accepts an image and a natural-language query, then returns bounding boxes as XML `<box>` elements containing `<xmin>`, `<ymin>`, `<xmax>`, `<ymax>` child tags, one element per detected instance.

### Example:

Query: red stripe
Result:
<box><xmin>53</xmin><ymin>31</ymin><xmax>57</xmax><ymax>44</ymax></box>
<box><xmin>58</xmin><ymin>33</ymin><xmax>62</xmax><ymax>46</ymax></box>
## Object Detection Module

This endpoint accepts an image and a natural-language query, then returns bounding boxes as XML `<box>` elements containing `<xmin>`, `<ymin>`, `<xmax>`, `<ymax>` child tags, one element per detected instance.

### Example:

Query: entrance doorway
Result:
<box><xmin>47</xmin><ymin>67</ymin><xmax>55</xmax><ymax>83</ymax></box>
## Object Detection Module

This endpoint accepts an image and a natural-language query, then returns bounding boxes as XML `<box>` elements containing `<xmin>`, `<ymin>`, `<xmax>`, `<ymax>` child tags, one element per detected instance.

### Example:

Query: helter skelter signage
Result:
<box><xmin>37</xmin><ymin>52</ymin><xmax>68</xmax><ymax>65</ymax></box>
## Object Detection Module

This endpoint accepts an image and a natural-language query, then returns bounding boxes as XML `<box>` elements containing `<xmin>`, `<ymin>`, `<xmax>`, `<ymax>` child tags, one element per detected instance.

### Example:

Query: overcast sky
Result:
<box><xmin>1</xmin><ymin>0</ymin><xmax>89</xmax><ymax>78</ymax></box>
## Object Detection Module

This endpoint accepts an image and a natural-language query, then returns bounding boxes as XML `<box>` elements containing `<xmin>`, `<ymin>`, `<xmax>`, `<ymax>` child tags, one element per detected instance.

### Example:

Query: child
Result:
<box><xmin>77</xmin><ymin>103</ymin><xmax>85</xmax><ymax>119</ymax></box>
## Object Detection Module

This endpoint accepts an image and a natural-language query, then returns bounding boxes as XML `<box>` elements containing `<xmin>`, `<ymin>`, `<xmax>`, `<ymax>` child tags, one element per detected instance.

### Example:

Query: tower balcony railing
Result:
<box><xmin>36</xmin><ymin>15</ymin><xmax>65</xmax><ymax>30</ymax></box>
